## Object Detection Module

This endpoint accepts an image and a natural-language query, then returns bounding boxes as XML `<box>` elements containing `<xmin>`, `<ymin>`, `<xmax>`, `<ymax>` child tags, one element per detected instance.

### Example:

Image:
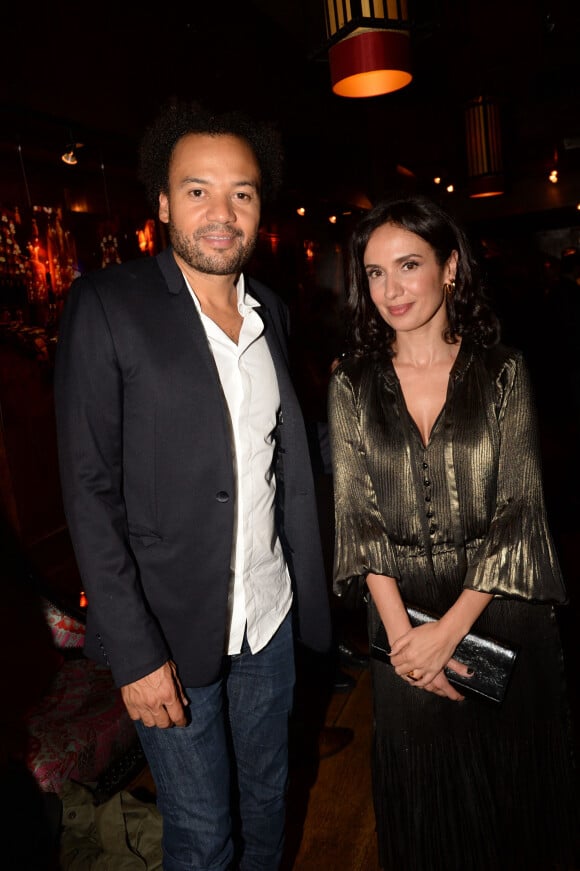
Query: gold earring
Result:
<box><xmin>444</xmin><ymin>279</ymin><xmax>456</xmax><ymax>296</ymax></box>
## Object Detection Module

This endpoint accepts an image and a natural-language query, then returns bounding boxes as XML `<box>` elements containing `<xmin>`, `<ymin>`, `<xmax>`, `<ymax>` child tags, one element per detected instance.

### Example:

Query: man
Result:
<box><xmin>54</xmin><ymin>101</ymin><xmax>332</xmax><ymax>871</ymax></box>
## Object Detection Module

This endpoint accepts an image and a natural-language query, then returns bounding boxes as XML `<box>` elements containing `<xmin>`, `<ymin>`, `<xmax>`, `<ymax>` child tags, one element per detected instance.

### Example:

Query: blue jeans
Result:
<box><xmin>135</xmin><ymin>612</ymin><xmax>295</xmax><ymax>871</ymax></box>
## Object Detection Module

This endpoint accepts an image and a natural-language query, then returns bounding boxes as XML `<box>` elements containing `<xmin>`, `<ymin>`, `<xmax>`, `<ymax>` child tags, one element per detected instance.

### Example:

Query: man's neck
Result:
<box><xmin>173</xmin><ymin>251</ymin><xmax>240</xmax><ymax>312</ymax></box>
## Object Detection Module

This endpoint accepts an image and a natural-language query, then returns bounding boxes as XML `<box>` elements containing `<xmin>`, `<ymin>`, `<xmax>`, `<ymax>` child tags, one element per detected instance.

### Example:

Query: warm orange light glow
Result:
<box><xmin>433</xmin><ymin>177</ymin><xmax>441</xmax><ymax>185</ymax></box>
<box><xmin>259</xmin><ymin>231</ymin><xmax>281</xmax><ymax>253</ymax></box>
<box><xmin>136</xmin><ymin>219</ymin><xmax>156</xmax><ymax>256</ymax></box>
<box><xmin>79</xmin><ymin>590</ymin><xmax>88</xmax><ymax>608</ymax></box>
<box><xmin>304</xmin><ymin>240</ymin><xmax>316</xmax><ymax>261</ymax></box>
<box><xmin>296</xmin><ymin>207</ymin><xmax>306</xmax><ymax>216</ymax></box>
<box><xmin>548</xmin><ymin>169</ymin><xmax>558</xmax><ymax>184</ymax></box>
<box><xmin>68</xmin><ymin>199</ymin><xmax>89</xmax><ymax>213</ymax></box>
<box><xmin>329</xmin><ymin>29</ymin><xmax>412</xmax><ymax>98</ymax></box>
<box><xmin>471</xmin><ymin>188</ymin><xmax>504</xmax><ymax>198</ymax></box>
<box><xmin>446</xmin><ymin>184</ymin><xmax>454</xmax><ymax>193</ymax></box>
<box><xmin>62</xmin><ymin>142</ymin><xmax>84</xmax><ymax>165</ymax></box>
<box><xmin>329</xmin><ymin>215</ymin><xmax>337</xmax><ymax>224</ymax></box>
<box><xmin>334</xmin><ymin>67</ymin><xmax>412</xmax><ymax>97</ymax></box>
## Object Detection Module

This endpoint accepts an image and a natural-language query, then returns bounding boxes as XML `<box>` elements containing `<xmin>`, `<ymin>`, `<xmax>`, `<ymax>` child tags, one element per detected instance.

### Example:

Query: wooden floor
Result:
<box><xmin>283</xmin><ymin>663</ymin><xmax>380</xmax><ymax>871</ymax></box>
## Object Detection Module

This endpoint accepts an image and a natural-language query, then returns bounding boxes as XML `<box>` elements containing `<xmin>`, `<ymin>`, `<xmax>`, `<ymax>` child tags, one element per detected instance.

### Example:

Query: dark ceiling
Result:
<box><xmin>2</xmin><ymin>0</ymin><xmax>580</xmax><ymax>223</ymax></box>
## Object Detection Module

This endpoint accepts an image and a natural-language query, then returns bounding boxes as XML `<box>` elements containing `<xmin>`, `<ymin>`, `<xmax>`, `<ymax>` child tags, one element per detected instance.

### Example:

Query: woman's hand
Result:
<box><xmin>389</xmin><ymin>622</ymin><xmax>472</xmax><ymax>701</ymax></box>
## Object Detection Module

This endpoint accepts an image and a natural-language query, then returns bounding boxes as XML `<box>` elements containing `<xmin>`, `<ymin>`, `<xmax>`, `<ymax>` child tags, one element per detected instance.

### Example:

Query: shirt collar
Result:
<box><xmin>181</xmin><ymin>272</ymin><xmax>259</xmax><ymax>316</ymax></box>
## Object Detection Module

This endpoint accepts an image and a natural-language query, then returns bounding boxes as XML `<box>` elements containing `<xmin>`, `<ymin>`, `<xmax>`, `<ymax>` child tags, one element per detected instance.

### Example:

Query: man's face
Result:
<box><xmin>158</xmin><ymin>133</ymin><xmax>261</xmax><ymax>277</ymax></box>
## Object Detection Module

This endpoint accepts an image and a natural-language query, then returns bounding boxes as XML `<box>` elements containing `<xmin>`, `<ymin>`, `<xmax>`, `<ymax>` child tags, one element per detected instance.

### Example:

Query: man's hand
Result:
<box><xmin>121</xmin><ymin>660</ymin><xmax>189</xmax><ymax>728</ymax></box>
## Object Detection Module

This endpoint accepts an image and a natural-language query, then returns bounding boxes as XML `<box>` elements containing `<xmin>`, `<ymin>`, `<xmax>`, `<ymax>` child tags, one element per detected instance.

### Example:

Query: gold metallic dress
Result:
<box><xmin>328</xmin><ymin>340</ymin><xmax>579</xmax><ymax>871</ymax></box>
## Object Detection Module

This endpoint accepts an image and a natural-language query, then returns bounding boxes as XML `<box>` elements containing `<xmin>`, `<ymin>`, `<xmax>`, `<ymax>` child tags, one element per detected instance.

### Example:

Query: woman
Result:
<box><xmin>328</xmin><ymin>194</ymin><xmax>578</xmax><ymax>871</ymax></box>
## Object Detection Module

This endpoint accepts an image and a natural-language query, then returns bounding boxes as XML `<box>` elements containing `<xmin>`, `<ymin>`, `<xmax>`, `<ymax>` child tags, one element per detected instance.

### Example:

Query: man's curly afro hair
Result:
<box><xmin>138</xmin><ymin>99</ymin><xmax>284</xmax><ymax>214</ymax></box>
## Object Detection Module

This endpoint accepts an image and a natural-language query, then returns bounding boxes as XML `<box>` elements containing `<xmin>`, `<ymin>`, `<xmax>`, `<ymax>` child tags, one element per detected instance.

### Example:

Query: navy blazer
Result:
<box><xmin>54</xmin><ymin>247</ymin><xmax>331</xmax><ymax>688</ymax></box>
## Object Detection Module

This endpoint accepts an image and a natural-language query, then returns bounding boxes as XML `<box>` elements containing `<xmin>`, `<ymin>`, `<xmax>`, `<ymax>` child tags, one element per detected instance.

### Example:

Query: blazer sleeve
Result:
<box><xmin>53</xmin><ymin>277</ymin><xmax>169</xmax><ymax>686</ymax></box>
<box><xmin>463</xmin><ymin>351</ymin><xmax>567</xmax><ymax>603</ymax></box>
<box><xmin>328</xmin><ymin>363</ymin><xmax>400</xmax><ymax>600</ymax></box>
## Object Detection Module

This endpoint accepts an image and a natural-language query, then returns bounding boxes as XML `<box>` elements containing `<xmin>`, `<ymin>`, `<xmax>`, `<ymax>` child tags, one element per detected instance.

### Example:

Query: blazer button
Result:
<box><xmin>216</xmin><ymin>491</ymin><xmax>230</xmax><ymax>503</ymax></box>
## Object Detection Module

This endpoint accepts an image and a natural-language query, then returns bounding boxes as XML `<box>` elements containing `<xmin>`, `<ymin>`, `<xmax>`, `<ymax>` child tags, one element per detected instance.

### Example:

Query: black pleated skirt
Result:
<box><xmin>368</xmin><ymin>596</ymin><xmax>580</xmax><ymax>871</ymax></box>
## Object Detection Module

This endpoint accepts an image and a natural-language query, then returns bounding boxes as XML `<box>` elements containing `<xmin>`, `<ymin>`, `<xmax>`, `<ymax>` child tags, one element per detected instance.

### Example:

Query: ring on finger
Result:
<box><xmin>407</xmin><ymin>670</ymin><xmax>419</xmax><ymax>681</ymax></box>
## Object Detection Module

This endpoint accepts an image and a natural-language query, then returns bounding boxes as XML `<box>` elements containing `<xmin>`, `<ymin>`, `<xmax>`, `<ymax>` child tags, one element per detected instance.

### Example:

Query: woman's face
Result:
<box><xmin>364</xmin><ymin>222</ymin><xmax>457</xmax><ymax>335</ymax></box>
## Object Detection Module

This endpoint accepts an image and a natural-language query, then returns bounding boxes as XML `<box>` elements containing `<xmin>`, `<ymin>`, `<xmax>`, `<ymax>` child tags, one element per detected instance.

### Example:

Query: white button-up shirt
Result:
<box><xmin>185</xmin><ymin>273</ymin><xmax>292</xmax><ymax>654</ymax></box>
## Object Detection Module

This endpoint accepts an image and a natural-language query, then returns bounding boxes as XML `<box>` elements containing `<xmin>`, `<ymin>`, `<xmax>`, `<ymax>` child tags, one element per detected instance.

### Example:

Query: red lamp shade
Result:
<box><xmin>329</xmin><ymin>29</ymin><xmax>412</xmax><ymax>98</ymax></box>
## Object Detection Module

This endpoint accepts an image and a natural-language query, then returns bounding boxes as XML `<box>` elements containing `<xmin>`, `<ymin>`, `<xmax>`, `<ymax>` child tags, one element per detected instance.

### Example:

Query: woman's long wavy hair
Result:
<box><xmin>345</xmin><ymin>194</ymin><xmax>500</xmax><ymax>357</ymax></box>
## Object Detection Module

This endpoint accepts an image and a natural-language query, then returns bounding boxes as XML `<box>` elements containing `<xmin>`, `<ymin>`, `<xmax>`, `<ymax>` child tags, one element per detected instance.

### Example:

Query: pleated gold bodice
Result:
<box><xmin>328</xmin><ymin>340</ymin><xmax>566</xmax><ymax>610</ymax></box>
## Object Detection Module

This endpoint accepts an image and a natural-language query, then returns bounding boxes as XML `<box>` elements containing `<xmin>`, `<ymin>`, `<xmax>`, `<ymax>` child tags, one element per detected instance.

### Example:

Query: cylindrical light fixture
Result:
<box><xmin>464</xmin><ymin>96</ymin><xmax>504</xmax><ymax>198</ymax></box>
<box><xmin>325</xmin><ymin>0</ymin><xmax>412</xmax><ymax>98</ymax></box>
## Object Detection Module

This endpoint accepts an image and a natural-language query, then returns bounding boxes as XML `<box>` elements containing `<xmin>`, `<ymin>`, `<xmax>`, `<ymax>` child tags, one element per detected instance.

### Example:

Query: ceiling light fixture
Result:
<box><xmin>464</xmin><ymin>96</ymin><xmax>505</xmax><ymax>198</ymax></box>
<box><xmin>323</xmin><ymin>0</ymin><xmax>412</xmax><ymax>98</ymax></box>
<box><xmin>62</xmin><ymin>142</ymin><xmax>84</xmax><ymax>165</ymax></box>
<box><xmin>548</xmin><ymin>148</ymin><xmax>559</xmax><ymax>184</ymax></box>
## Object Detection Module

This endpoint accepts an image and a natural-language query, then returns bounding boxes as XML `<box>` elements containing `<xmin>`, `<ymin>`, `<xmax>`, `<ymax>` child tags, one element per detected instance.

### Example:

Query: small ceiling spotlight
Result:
<box><xmin>62</xmin><ymin>142</ymin><xmax>84</xmax><ymax>165</ymax></box>
<box><xmin>548</xmin><ymin>169</ymin><xmax>558</xmax><ymax>184</ymax></box>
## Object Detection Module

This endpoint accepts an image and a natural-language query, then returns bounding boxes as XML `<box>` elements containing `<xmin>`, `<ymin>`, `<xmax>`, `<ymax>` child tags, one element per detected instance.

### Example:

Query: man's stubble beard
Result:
<box><xmin>169</xmin><ymin>224</ymin><xmax>258</xmax><ymax>276</ymax></box>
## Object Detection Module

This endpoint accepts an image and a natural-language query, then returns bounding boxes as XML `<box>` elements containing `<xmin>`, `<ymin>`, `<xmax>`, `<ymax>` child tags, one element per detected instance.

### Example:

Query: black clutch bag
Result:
<box><xmin>371</xmin><ymin>603</ymin><xmax>519</xmax><ymax>704</ymax></box>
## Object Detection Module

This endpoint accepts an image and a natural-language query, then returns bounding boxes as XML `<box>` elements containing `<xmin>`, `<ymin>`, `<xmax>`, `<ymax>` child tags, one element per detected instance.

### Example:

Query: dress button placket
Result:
<box><xmin>422</xmin><ymin>450</ymin><xmax>437</xmax><ymax>536</ymax></box>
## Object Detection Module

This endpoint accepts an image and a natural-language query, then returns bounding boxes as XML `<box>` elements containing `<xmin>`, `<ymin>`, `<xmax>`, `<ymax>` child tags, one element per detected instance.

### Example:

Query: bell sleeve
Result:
<box><xmin>328</xmin><ymin>365</ymin><xmax>400</xmax><ymax>600</ymax></box>
<box><xmin>463</xmin><ymin>351</ymin><xmax>567</xmax><ymax>603</ymax></box>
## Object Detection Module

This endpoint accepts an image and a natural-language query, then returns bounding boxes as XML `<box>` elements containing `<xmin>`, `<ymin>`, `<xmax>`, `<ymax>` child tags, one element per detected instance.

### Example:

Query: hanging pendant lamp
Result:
<box><xmin>324</xmin><ymin>0</ymin><xmax>412</xmax><ymax>98</ymax></box>
<box><xmin>464</xmin><ymin>96</ymin><xmax>505</xmax><ymax>198</ymax></box>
